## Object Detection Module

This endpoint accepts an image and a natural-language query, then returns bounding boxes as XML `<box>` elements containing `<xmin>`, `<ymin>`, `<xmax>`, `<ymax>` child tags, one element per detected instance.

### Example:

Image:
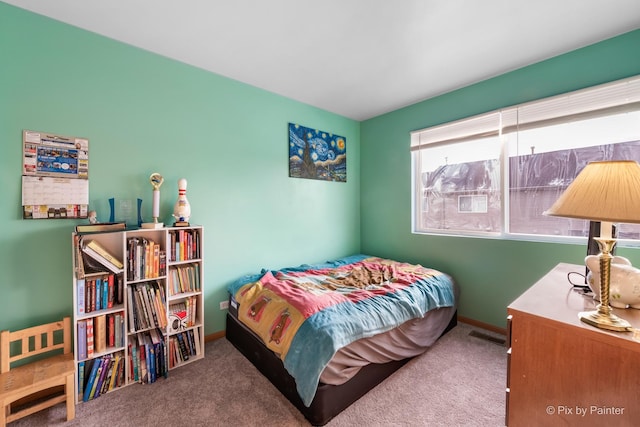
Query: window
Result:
<box><xmin>458</xmin><ymin>195</ymin><xmax>488</xmax><ymax>214</ymax></box>
<box><xmin>411</xmin><ymin>76</ymin><xmax>640</xmax><ymax>242</ymax></box>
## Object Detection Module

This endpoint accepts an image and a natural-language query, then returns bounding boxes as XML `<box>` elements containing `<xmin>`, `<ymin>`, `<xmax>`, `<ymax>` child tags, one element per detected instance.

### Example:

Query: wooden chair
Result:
<box><xmin>0</xmin><ymin>317</ymin><xmax>75</xmax><ymax>426</ymax></box>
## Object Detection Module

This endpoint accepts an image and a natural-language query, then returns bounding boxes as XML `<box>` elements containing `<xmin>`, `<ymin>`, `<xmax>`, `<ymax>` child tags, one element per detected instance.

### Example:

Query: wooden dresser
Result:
<box><xmin>506</xmin><ymin>263</ymin><xmax>640</xmax><ymax>427</ymax></box>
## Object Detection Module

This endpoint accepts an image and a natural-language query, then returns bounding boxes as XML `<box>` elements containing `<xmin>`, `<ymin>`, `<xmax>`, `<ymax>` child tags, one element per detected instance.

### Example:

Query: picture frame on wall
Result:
<box><xmin>288</xmin><ymin>123</ymin><xmax>346</xmax><ymax>182</ymax></box>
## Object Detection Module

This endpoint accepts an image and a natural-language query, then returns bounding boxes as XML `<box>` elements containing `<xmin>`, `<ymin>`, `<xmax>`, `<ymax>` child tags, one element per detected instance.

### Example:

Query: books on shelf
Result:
<box><xmin>128</xmin><ymin>329</ymin><xmax>167</xmax><ymax>384</ymax></box>
<box><xmin>127</xmin><ymin>237</ymin><xmax>166</xmax><ymax>281</ymax></box>
<box><xmin>77</xmin><ymin>273</ymin><xmax>123</xmax><ymax>315</ymax></box>
<box><xmin>168</xmin><ymin>297</ymin><xmax>197</xmax><ymax>333</ymax></box>
<box><xmin>77</xmin><ymin>312</ymin><xmax>125</xmax><ymax>361</ymax></box>
<box><xmin>127</xmin><ymin>281</ymin><xmax>167</xmax><ymax>332</ymax></box>
<box><xmin>168</xmin><ymin>229</ymin><xmax>200</xmax><ymax>262</ymax></box>
<box><xmin>168</xmin><ymin>328</ymin><xmax>201</xmax><ymax>368</ymax></box>
<box><xmin>168</xmin><ymin>264</ymin><xmax>201</xmax><ymax>295</ymax></box>
<box><xmin>81</xmin><ymin>352</ymin><xmax>124</xmax><ymax>402</ymax></box>
<box><xmin>81</xmin><ymin>239</ymin><xmax>123</xmax><ymax>274</ymax></box>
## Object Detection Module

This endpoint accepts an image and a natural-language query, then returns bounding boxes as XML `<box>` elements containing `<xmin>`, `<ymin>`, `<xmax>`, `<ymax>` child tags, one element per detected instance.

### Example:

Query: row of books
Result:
<box><xmin>74</xmin><ymin>234</ymin><xmax>123</xmax><ymax>279</ymax></box>
<box><xmin>79</xmin><ymin>353</ymin><xmax>125</xmax><ymax>402</ymax></box>
<box><xmin>168</xmin><ymin>297</ymin><xmax>198</xmax><ymax>333</ymax></box>
<box><xmin>127</xmin><ymin>237</ymin><xmax>167</xmax><ymax>281</ymax></box>
<box><xmin>127</xmin><ymin>281</ymin><xmax>167</xmax><ymax>332</ymax></box>
<box><xmin>77</xmin><ymin>274</ymin><xmax>123</xmax><ymax>315</ymax></box>
<box><xmin>168</xmin><ymin>229</ymin><xmax>200</xmax><ymax>262</ymax></box>
<box><xmin>128</xmin><ymin>329</ymin><xmax>168</xmax><ymax>384</ymax></box>
<box><xmin>168</xmin><ymin>328</ymin><xmax>201</xmax><ymax>369</ymax></box>
<box><xmin>167</xmin><ymin>263</ymin><xmax>201</xmax><ymax>296</ymax></box>
<box><xmin>77</xmin><ymin>313</ymin><xmax>125</xmax><ymax>360</ymax></box>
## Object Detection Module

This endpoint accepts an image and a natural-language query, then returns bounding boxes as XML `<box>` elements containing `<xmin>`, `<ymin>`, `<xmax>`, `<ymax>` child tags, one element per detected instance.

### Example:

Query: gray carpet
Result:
<box><xmin>10</xmin><ymin>322</ymin><xmax>507</xmax><ymax>426</ymax></box>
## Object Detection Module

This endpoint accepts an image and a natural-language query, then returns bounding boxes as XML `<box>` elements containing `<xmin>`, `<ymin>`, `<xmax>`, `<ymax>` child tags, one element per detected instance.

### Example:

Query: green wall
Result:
<box><xmin>0</xmin><ymin>3</ymin><xmax>360</xmax><ymax>334</ymax></box>
<box><xmin>360</xmin><ymin>30</ymin><xmax>640</xmax><ymax>329</ymax></box>
<box><xmin>2</xmin><ymin>2</ymin><xmax>639</xmax><ymax>334</ymax></box>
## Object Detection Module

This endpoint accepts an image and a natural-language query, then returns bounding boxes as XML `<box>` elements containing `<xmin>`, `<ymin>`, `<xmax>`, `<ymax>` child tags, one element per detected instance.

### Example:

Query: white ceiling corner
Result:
<box><xmin>4</xmin><ymin>0</ymin><xmax>640</xmax><ymax>120</ymax></box>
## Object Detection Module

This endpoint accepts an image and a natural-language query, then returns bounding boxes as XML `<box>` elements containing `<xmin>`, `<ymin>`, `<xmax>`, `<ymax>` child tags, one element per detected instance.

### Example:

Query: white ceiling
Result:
<box><xmin>4</xmin><ymin>0</ymin><xmax>640</xmax><ymax>121</ymax></box>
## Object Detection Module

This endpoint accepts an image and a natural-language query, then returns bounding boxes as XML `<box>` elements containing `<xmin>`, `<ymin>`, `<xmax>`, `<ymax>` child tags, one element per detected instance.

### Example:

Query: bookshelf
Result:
<box><xmin>72</xmin><ymin>226</ymin><xmax>204</xmax><ymax>403</ymax></box>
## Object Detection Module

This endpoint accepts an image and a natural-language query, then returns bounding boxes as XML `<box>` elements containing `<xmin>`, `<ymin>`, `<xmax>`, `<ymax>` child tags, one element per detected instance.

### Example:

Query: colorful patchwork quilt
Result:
<box><xmin>227</xmin><ymin>254</ymin><xmax>455</xmax><ymax>406</ymax></box>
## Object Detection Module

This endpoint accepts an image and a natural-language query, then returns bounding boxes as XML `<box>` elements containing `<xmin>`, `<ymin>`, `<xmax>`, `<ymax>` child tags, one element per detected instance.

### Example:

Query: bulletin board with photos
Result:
<box><xmin>21</xmin><ymin>129</ymin><xmax>90</xmax><ymax>219</ymax></box>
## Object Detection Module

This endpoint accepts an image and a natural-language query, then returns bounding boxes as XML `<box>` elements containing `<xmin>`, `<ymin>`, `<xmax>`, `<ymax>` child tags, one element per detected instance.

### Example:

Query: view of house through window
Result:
<box><xmin>411</xmin><ymin>76</ymin><xmax>640</xmax><ymax>242</ymax></box>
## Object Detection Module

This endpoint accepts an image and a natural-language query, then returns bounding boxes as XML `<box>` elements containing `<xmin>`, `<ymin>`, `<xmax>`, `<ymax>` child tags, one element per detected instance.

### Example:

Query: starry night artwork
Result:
<box><xmin>288</xmin><ymin>123</ymin><xmax>347</xmax><ymax>182</ymax></box>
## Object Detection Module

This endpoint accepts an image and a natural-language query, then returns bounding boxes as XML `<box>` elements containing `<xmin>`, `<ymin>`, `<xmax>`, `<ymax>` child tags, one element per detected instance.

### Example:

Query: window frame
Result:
<box><xmin>410</xmin><ymin>75</ymin><xmax>640</xmax><ymax>247</ymax></box>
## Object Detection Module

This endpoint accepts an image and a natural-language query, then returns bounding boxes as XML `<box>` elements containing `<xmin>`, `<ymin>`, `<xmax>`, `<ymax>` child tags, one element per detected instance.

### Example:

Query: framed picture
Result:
<box><xmin>288</xmin><ymin>123</ymin><xmax>346</xmax><ymax>182</ymax></box>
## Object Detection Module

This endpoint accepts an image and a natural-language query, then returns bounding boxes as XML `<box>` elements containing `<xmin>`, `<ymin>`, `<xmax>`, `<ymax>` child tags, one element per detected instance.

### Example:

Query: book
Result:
<box><xmin>183</xmin><ymin>331</ymin><xmax>194</xmax><ymax>356</ymax></box>
<box><xmin>95</xmin><ymin>315</ymin><xmax>106</xmax><ymax>353</ymax></box>
<box><xmin>193</xmin><ymin>327</ymin><xmax>201</xmax><ymax>356</ymax></box>
<box><xmin>95</xmin><ymin>278</ymin><xmax>102</xmax><ymax>311</ymax></box>
<box><xmin>75</xmin><ymin>222</ymin><xmax>126</xmax><ymax>233</ymax></box>
<box><xmin>82</xmin><ymin>246</ymin><xmax>123</xmax><ymax>274</ymax></box>
<box><xmin>89</xmin><ymin>279</ymin><xmax>96</xmax><ymax>312</ymax></box>
<box><xmin>74</xmin><ymin>233</ymin><xmax>86</xmax><ymax>279</ymax></box>
<box><xmin>153</xmin><ymin>242</ymin><xmax>160</xmax><ymax>278</ymax></box>
<box><xmin>137</xmin><ymin>334</ymin><xmax>148</xmax><ymax>383</ymax></box>
<box><xmin>77</xmin><ymin>360</ymin><xmax>85</xmax><ymax>401</ymax></box>
<box><xmin>116</xmin><ymin>274</ymin><xmax>124</xmax><ymax>305</ymax></box>
<box><xmin>127</xmin><ymin>286</ymin><xmax>136</xmax><ymax>332</ymax></box>
<box><xmin>107</xmin><ymin>313</ymin><xmax>115</xmax><ymax>347</ymax></box>
<box><xmin>98</xmin><ymin>356</ymin><xmax>115</xmax><ymax>396</ymax></box>
<box><xmin>131</xmin><ymin>343</ymin><xmax>140</xmax><ymax>382</ymax></box>
<box><xmin>114</xmin><ymin>313</ymin><xmax>122</xmax><ymax>348</ymax></box>
<box><xmin>147</xmin><ymin>335</ymin><xmax>156</xmax><ymax>383</ymax></box>
<box><xmin>83</xmin><ymin>238</ymin><xmax>123</xmax><ymax>270</ymax></box>
<box><xmin>89</xmin><ymin>357</ymin><xmax>108</xmax><ymax>400</ymax></box>
<box><xmin>102</xmin><ymin>277</ymin><xmax>109</xmax><ymax>309</ymax></box>
<box><xmin>107</xmin><ymin>274</ymin><xmax>114</xmax><ymax>308</ymax></box>
<box><xmin>108</xmin><ymin>355</ymin><xmax>121</xmax><ymax>391</ymax></box>
<box><xmin>81</xmin><ymin>253</ymin><xmax>109</xmax><ymax>275</ymax></box>
<box><xmin>115</xmin><ymin>353</ymin><xmax>125</xmax><ymax>388</ymax></box>
<box><xmin>86</xmin><ymin>317</ymin><xmax>94</xmax><ymax>358</ymax></box>
<box><xmin>83</xmin><ymin>358</ymin><xmax>101</xmax><ymax>402</ymax></box>
<box><xmin>83</xmin><ymin>358</ymin><xmax>95</xmax><ymax>391</ymax></box>
<box><xmin>77</xmin><ymin>319</ymin><xmax>87</xmax><ymax>360</ymax></box>
<box><xmin>77</xmin><ymin>279</ymin><xmax>85</xmax><ymax>315</ymax></box>
<box><xmin>94</xmin><ymin>355</ymin><xmax>112</xmax><ymax>398</ymax></box>
<box><xmin>149</xmin><ymin>328</ymin><xmax>165</xmax><ymax>379</ymax></box>
<box><xmin>168</xmin><ymin>302</ymin><xmax>187</xmax><ymax>333</ymax></box>
<box><xmin>85</xmin><ymin>238</ymin><xmax>124</xmax><ymax>267</ymax></box>
<box><xmin>175</xmin><ymin>332</ymin><xmax>189</xmax><ymax>362</ymax></box>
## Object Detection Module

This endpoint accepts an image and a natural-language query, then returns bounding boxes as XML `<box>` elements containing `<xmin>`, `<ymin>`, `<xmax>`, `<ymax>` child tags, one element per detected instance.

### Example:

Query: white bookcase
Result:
<box><xmin>72</xmin><ymin>226</ymin><xmax>204</xmax><ymax>403</ymax></box>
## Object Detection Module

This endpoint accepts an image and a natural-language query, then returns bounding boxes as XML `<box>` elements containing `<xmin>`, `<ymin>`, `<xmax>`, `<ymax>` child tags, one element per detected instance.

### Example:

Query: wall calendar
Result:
<box><xmin>21</xmin><ymin>129</ymin><xmax>90</xmax><ymax>219</ymax></box>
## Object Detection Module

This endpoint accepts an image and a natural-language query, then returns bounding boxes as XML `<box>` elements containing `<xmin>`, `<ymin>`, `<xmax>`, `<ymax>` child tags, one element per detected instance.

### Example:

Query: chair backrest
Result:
<box><xmin>0</xmin><ymin>317</ymin><xmax>71</xmax><ymax>373</ymax></box>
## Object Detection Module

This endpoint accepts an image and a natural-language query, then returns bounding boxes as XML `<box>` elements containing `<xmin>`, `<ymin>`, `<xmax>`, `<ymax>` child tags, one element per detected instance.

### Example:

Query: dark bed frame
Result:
<box><xmin>225</xmin><ymin>310</ymin><xmax>457</xmax><ymax>426</ymax></box>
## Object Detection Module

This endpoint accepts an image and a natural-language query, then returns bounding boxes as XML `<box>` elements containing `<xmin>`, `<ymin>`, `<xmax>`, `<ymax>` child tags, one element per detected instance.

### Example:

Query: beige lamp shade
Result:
<box><xmin>544</xmin><ymin>160</ymin><xmax>640</xmax><ymax>224</ymax></box>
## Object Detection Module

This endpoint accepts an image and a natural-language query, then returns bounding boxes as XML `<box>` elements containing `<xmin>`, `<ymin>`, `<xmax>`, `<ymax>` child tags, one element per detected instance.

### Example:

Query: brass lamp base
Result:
<box><xmin>579</xmin><ymin>310</ymin><xmax>632</xmax><ymax>332</ymax></box>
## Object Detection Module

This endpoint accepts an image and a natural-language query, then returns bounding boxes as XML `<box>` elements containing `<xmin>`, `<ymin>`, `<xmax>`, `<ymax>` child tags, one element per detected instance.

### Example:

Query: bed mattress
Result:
<box><xmin>226</xmin><ymin>308</ymin><xmax>457</xmax><ymax>425</ymax></box>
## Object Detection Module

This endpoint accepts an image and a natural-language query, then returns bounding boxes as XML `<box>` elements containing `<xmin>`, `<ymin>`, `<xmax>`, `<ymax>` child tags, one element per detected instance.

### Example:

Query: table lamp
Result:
<box><xmin>544</xmin><ymin>160</ymin><xmax>640</xmax><ymax>332</ymax></box>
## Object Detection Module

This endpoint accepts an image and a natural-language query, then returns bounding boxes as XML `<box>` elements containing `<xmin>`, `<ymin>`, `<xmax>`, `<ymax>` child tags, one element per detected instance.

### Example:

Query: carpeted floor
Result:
<box><xmin>10</xmin><ymin>322</ymin><xmax>507</xmax><ymax>426</ymax></box>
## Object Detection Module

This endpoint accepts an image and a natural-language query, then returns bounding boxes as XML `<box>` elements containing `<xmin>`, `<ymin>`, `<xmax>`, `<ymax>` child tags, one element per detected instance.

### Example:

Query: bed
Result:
<box><xmin>225</xmin><ymin>254</ymin><xmax>458</xmax><ymax>425</ymax></box>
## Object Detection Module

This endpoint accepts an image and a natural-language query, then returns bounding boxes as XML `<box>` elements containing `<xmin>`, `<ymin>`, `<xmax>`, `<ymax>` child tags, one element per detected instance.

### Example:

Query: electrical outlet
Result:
<box><xmin>219</xmin><ymin>300</ymin><xmax>229</xmax><ymax>310</ymax></box>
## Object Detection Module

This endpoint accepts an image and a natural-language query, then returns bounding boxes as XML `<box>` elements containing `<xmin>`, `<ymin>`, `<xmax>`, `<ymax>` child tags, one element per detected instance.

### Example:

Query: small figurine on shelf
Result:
<box><xmin>173</xmin><ymin>178</ymin><xmax>191</xmax><ymax>227</ymax></box>
<box><xmin>88</xmin><ymin>210</ymin><xmax>98</xmax><ymax>224</ymax></box>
